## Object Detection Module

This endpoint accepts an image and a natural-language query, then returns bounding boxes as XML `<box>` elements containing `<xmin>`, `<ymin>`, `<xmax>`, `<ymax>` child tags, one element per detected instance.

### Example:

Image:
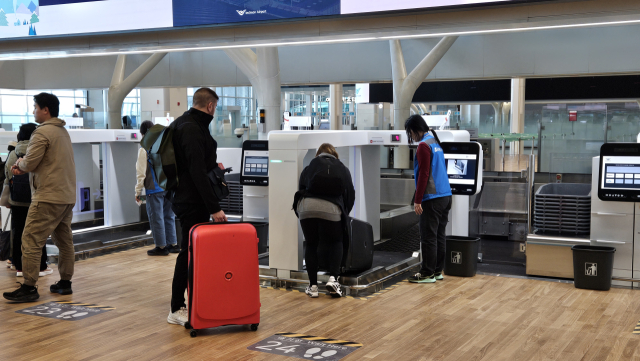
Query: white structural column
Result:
<box><xmin>410</xmin><ymin>104</ymin><xmax>420</xmax><ymax>115</ymax></box>
<box><xmin>329</xmin><ymin>84</ymin><xmax>343</xmax><ymax>130</ymax></box>
<box><xmin>390</xmin><ymin>37</ymin><xmax>458</xmax><ymax>168</ymax></box>
<box><xmin>108</xmin><ymin>53</ymin><xmax>167</xmax><ymax>129</ymax></box>
<box><xmin>224</xmin><ymin>47</ymin><xmax>281</xmax><ymax>138</ymax></box>
<box><xmin>491</xmin><ymin>102</ymin><xmax>503</xmax><ymax>129</ymax></box>
<box><xmin>510</xmin><ymin>78</ymin><xmax>526</xmax><ymax>154</ymax></box>
<box><xmin>502</xmin><ymin>102</ymin><xmax>512</xmax><ymax>129</ymax></box>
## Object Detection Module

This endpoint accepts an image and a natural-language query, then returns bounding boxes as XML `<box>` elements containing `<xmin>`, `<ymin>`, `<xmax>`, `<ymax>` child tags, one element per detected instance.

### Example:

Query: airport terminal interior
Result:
<box><xmin>3</xmin><ymin>0</ymin><xmax>640</xmax><ymax>360</ymax></box>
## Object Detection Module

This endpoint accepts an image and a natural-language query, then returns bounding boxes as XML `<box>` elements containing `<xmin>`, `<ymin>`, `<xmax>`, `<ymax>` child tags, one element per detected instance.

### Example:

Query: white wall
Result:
<box><xmin>169</xmin><ymin>88</ymin><xmax>188</xmax><ymax>119</ymax></box>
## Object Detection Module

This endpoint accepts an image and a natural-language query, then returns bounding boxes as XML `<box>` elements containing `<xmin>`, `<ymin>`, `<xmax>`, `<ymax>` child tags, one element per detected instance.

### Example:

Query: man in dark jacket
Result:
<box><xmin>167</xmin><ymin>88</ymin><xmax>227</xmax><ymax>326</ymax></box>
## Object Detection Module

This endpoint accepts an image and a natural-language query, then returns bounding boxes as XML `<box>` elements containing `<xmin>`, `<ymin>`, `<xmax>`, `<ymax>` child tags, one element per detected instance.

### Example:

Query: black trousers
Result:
<box><xmin>300</xmin><ymin>218</ymin><xmax>343</xmax><ymax>286</ymax></box>
<box><xmin>11</xmin><ymin>205</ymin><xmax>47</xmax><ymax>272</ymax></box>
<box><xmin>419</xmin><ymin>196</ymin><xmax>452</xmax><ymax>276</ymax></box>
<box><xmin>171</xmin><ymin>203</ymin><xmax>210</xmax><ymax>313</ymax></box>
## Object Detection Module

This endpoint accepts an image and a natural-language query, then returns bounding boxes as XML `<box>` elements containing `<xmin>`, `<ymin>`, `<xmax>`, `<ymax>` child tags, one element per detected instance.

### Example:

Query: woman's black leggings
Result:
<box><xmin>300</xmin><ymin>218</ymin><xmax>343</xmax><ymax>286</ymax></box>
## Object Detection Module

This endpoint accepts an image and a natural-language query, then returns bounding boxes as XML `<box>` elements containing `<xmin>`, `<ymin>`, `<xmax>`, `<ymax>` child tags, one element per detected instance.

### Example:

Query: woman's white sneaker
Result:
<box><xmin>167</xmin><ymin>307</ymin><xmax>189</xmax><ymax>326</ymax></box>
<box><xmin>325</xmin><ymin>277</ymin><xmax>343</xmax><ymax>298</ymax></box>
<box><xmin>305</xmin><ymin>285</ymin><xmax>319</xmax><ymax>298</ymax></box>
<box><xmin>39</xmin><ymin>268</ymin><xmax>54</xmax><ymax>277</ymax></box>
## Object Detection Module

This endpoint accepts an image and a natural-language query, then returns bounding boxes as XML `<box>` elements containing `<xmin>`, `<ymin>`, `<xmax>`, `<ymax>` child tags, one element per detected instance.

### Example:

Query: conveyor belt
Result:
<box><xmin>374</xmin><ymin>224</ymin><xmax>420</xmax><ymax>253</ymax></box>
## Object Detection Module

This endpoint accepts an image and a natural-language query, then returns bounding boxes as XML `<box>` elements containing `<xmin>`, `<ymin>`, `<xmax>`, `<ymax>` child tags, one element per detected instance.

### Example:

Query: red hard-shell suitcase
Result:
<box><xmin>185</xmin><ymin>222</ymin><xmax>261</xmax><ymax>337</ymax></box>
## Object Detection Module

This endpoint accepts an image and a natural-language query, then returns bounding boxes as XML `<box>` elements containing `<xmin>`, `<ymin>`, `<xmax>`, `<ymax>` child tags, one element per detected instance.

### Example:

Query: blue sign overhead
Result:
<box><xmin>173</xmin><ymin>0</ymin><xmax>340</xmax><ymax>27</ymax></box>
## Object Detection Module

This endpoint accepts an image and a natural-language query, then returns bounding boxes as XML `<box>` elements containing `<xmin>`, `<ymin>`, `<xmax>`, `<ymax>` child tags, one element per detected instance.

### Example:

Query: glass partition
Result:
<box><xmin>528</xmin><ymin>102</ymin><xmax>640</xmax><ymax>174</ymax></box>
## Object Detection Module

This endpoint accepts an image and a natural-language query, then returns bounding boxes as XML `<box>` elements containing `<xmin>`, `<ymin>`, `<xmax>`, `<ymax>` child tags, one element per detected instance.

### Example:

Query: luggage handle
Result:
<box><xmin>245</xmin><ymin>195</ymin><xmax>266</xmax><ymax>198</ymax></box>
<box><xmin>2</xmin><ymin>209</ymin><xmax>11</xmax><ymax>232</ymax></box>
<box><xmin>245</xmin><ymin>216</ymin><xmax>266</xmax><ymax>220</ymax></box>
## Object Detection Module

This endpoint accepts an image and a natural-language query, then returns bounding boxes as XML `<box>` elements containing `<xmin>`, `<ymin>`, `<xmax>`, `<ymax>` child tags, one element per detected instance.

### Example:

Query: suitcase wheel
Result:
<box><xmin>190</xmin><ymin>330</ymin><xmax>198</xmax><ymax>338</ymax></box>
<box><xmin>184</xmin><ymin>322</ymin><xmax>191</xmax><ymax>330</ymax></box>
<box><xmin>251</xmin><ymin>324</ymin><xmax>259</xmax><ymax>331</ymax></box>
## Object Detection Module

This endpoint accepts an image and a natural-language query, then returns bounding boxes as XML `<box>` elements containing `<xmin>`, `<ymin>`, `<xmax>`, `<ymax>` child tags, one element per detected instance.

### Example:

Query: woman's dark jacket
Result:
<box><xmin>292</xmin><ymin>154</ymin><xmax>356</xmax><ymax>240</ymax></box>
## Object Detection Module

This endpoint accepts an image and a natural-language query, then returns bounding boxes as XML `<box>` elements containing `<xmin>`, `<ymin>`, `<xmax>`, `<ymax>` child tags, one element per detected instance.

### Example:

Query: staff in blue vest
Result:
<box><xmin>405</xmin><ymin>114</ymin><xmax>452</xmax><ymax>284</ymax></box>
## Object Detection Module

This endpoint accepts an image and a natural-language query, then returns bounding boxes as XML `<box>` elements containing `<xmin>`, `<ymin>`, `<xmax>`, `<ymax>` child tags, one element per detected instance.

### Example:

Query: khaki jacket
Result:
<box><xmin>18</xmin><ymin>118</ymin><xmax>76</xmax><ymax>205</ymax></box>
<box><xmin>2</xmin><ymin>140</ymin><xmax>31</xmax><ymax>207</ymax></box>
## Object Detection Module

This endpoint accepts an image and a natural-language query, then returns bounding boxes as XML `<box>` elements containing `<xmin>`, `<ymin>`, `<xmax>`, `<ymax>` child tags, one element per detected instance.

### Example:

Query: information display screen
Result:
<box><xmin>341</xmin><ymin>0</ymin><xmax>519</xmax><ymax>15</ymax></box>
<box><xmin>240</xmin><ymin>140</ymin><xmax>269</xmax><ymax>186</ymax></box>
<box><xmin>601</xmin><ymin>158</ymin><xmax>640</xmax><ymax>190</ymax></box>
<box><xmin>0</xmin><ymin>0</ymin><xmax>173</xmax><ymax>39</ymax></box>
<box><xmin>445</xmin><ymin>154</ymin><xmax>477</xmax><ymax>185</ymax></box>
<box><xmin>598</xmin><ymin>143</ymin><xmax>640</xmax><ymax>202</ymax></box>
<box><xmin>243</xmin><ymin>152</ymin><xmax>269</xmax><ymax>177</ymax></box>
<box><xmin>440</xmin><ymin>142</ymin><xmax>483</xmax><ymax>195</ymax></box>
<box><xmin>1</xmin><ymin>0</ymin><xmax>544</xmax><ymax>39</ymax></box>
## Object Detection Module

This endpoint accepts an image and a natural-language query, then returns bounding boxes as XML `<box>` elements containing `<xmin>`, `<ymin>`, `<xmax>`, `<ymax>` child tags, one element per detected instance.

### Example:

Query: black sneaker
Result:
<box><xmin>147</xmin><ymin>247</ymin><xmax>169</xmax><ymax>256</ymax></box>
<box><xmin>166</xmin><ymin>244</ymin><xmax>180</xmax><ymax>254</ymax></box>
<box><xmin>50</xmin><ymin>280</ymin><xmax>73</xmax><ymax>295</ymax></box>
<box><xmin>3</xmin><ymin>283</ymin><xmax>39</xmax><ymax>302</ymax></box>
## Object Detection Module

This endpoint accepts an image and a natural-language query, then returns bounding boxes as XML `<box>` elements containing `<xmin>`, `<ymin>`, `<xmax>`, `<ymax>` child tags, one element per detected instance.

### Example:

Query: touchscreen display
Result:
<box><xmin>445</xmin><ymin>154</ymin><xmax>477</xmax><ymax>185</ymax></box>
<box><xmin>601</xmin><ymin>156</ymin><xmax>640</xmax><ymax>190</ymax></box>
<box><xmin>243</xmin><ymin>151</ymin><xmax>269</xmax><ymax>177</ymax></box>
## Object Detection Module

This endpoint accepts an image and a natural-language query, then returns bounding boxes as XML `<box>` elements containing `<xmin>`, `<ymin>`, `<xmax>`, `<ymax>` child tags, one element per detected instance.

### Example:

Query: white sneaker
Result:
<box><xmin>167</xmin><ymin>307</ymin><xmax>189</xmax><ymax>326</ymax></box>
<box><xmin>39</xmin><ymin>268</ymin><xmax>54</xmax><ymax>277</ymax></box>
<box><xmin>305</xmin><ymin>285</ymin><xmax>319</xmax><ymax>298</ymax></box>
<box><xmin>16</xmin><ymin>271</ymin><xmax>23</xmax><ymax>277</ymax></box>
<box><xmin>325</xmin><ymin>276</ymin><xmax>343</xmax><ymax>297</ymax></box>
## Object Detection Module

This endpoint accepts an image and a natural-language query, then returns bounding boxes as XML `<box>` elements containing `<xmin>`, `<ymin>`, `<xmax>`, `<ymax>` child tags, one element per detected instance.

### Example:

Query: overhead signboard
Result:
<box><xmin>172</xmin><ymin>0</ymin><xmax>340</xmax><ymax>27</ymax></box>
<box><xmin>341</xmin><ymin>0</ymin><xmax>520</xmax><ymax>14</ymax></box>
<box><xmin>0</xmin><ymin>0</ymin><xmax>173</xmax><ymax>39</ymax></box>
<box><xmin>0</xmin><ymin>0</ymin><xmax>542</xmax><ymax>40</ymax></box>
<box><xmin>355</xmin><ymin>83</ymin><xmax>369</xmax><ymax>104</ymax></box>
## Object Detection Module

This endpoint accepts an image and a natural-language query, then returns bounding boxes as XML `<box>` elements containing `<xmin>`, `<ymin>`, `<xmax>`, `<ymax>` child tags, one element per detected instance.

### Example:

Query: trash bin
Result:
<box><xmin>571</xmin><ymin>245</ymin><xmax>616</xmax><ymax>291</ymax></box>
<box><xmin>444</xmin><ymin>236</ymin><xmax>480</xmax><ymax>277</ymax></box>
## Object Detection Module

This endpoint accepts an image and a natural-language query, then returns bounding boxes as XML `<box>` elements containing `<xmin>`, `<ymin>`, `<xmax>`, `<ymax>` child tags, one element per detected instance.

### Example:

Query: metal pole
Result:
<box><xmin>501</xmin><ymin>138</ymin><xmax>506</xmax><ymax>172</ymax></box>
<box><xmin>537</xmin><ymin>120</ymin><xmax>543</xmax><ymax>172</ymax></box>
<box><xmin>527</xmin><ymin>154</ymin><xmax>535</xmax><ymax>235</ymax></box>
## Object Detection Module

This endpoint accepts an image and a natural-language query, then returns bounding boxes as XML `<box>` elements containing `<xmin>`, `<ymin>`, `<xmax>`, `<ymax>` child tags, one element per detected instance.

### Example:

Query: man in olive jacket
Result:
<box><xmin>3</xmin><ymin>93</ymin><xmax>76</xmax><ymax>302</ymax></box>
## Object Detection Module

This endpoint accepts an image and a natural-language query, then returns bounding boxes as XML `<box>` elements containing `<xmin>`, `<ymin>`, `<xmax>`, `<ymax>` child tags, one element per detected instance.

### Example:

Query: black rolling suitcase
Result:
<box><xmin>317</xmin><ymin>217</ymin><xmax>374</xmax><ymax>274</ymax></box>
<box><xmin>340</xmin><ymin>217</ymin><xmax>374</xmax><ymax>274</ymax></box>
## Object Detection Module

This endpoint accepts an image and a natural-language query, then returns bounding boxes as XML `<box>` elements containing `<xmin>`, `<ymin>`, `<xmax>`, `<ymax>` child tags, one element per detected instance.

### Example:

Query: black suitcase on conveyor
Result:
<box><xmin>342</xmin><ymin>217</ymin><xmax>374</xmax><ymax>274</ymax></box>
<box><xmin>319</xmin><ymin>217</ymin><xmax>374</xmax><ymax>274</ymax></box>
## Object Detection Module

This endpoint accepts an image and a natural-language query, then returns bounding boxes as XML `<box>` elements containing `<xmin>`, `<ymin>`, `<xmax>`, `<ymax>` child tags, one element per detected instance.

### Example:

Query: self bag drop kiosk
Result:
<box><xmin>264</xmin><ymin>130</ymin><xmax>482</xmax><ymax>292</ymax></box>
<box><xmin>591</xmin><ymin>143</ymin><xmax>640</xmax><ymax>287</ymax></box>
<box><xmin>241</xmin><ymin>141</ymin><xmax>269</xmax><ymax>223</ymax></box>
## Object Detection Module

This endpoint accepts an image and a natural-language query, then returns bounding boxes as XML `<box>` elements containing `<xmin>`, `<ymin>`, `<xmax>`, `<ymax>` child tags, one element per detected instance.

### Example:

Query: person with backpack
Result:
<box><xmin>135</xmin><ymin>120</ymin><xmax>179</xmax><ymax>256</ymax></box>
<box><xmin>3</xmin><ymin>93</ymin><xmax>76</xmax><ymax>302</ymax></box>
<box><xmin>0</xmin><ymin>124</ymin><xmax>52</xmax><ymax>278</ymax></box>
<box><xmin>405</xmin><ymin>114</ymin><xmax>452</xmax><ymax>284</ymax></box>
<box><xmin>292</xmin><ymin>143</ymin><xmax>355</xmax><ymax>298</ymax></box>
<box><xmin>167</xmin><ymin>87</ymin><xmax>227</xmax><ymax>326</ymax></box>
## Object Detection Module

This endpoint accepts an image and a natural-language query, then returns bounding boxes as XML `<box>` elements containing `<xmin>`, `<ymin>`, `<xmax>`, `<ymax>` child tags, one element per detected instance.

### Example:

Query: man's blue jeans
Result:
<box><xmin>146</xmin><ymin>191</ymin><xmax>177</xmax><ymax>248</ymax></box>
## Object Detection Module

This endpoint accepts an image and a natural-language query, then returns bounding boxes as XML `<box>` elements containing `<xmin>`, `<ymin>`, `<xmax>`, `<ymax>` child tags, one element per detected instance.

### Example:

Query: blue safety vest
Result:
<box><xmin>414</xmin><ymin>133</ymin><xmax>452</xmax><ymax>202</ymax></box>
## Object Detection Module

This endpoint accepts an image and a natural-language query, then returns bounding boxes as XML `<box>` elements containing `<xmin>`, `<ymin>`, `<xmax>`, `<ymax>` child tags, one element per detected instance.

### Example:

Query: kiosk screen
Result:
<box><xmin>240</xmin><ymin>140</ymin><xmax>269</xmax><ymax>186</ymax></box>
<box><xmin>440</xmin><ymin>142</ymin><xmax>483</xmax><ymax>196</ymax></box>
<box><xmin>598</xmin><ymin>143</ymin><xmax>640</xmax><ymax>201</ymax></box>
<box><xmin>601</xmin><ymin>157</ymin><xmax>640</xmax><ymax>190</ymax></box>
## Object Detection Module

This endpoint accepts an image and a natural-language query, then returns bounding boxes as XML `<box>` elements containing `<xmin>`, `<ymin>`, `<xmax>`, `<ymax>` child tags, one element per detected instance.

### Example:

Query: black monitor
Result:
<box><xmin>240</xmin><ymin>140</ymin><xmax>269</xmax><ymax>186</ymax></box>
<box><xmin>440</xmin><ymin>142</ymin><xmax>482</xmax><ymax>195</ymax></box>
<box><xmin>598</xmin><ymin>143</ymin><xmax>640</xmax><ymax>202</ymax></box>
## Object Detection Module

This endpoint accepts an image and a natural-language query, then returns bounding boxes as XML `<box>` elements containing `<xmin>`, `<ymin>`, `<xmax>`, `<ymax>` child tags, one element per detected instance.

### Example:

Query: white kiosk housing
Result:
<box><xmin>267</xmin><ymin>130</ymin><xmax>474</xmax><ymax>278</ymax></box>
